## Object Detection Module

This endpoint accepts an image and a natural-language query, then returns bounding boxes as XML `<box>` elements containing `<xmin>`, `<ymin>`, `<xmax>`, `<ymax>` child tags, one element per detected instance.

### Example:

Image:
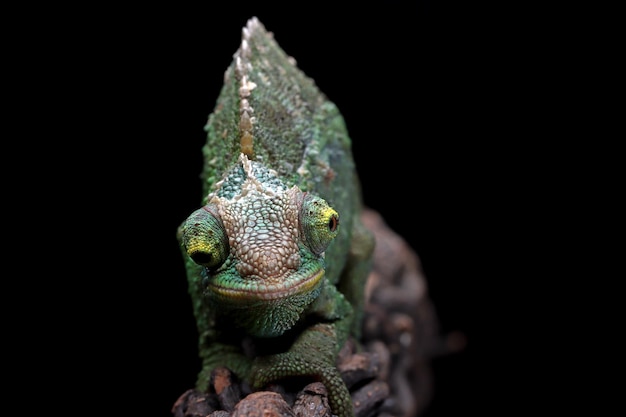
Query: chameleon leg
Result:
<box><xmin>250</xmin><ymin>322</ymin><xmax>354</xmax><ymax>417</ymax></box>
<box><xmin>195</xmin><ymin>341</ymin><xmax>253</xmax><ymax>393</ymax></box>
<box><xmin>337</xmin><ymin>218</ymin><xmax>375</xmax><ymax>339</ymax></box>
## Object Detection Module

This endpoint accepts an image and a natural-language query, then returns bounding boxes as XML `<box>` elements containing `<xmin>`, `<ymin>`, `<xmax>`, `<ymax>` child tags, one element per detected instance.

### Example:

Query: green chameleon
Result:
<box><xmin>177</xmin><ymin>17</ymin><xmax>374</xmax><ymax>417</ymax></box>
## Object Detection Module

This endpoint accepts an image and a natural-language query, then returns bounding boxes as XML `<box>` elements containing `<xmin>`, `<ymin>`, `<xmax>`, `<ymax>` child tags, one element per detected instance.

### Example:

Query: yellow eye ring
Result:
<box><xmin>181</xmin><ymin>205</ymin><xmax>229</xmax><ymax>269</ymax></box>
<box><xmin>300</xmin><ymin>194</ymin><xmax>339</xmax><ymax>255</ymax></box>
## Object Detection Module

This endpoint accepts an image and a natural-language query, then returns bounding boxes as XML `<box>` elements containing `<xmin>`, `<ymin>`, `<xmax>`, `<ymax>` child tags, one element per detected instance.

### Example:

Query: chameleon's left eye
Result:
<box><xmin>180</xmin><ymin>205</ymin><xmax>229</xmax><ymax>270</ymax></box>
<box><xmin>299</xmin><ymin>194</ymin><xmax>339</xmax><ymax>255</ymax></box>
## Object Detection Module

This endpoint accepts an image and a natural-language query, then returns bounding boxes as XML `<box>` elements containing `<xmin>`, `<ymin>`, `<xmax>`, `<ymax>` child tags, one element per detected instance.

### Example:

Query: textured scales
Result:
<box><xmin>178</xmin><ymin>17</ymin><xmax>374</xmax><ymax>417</ymax></box>
<box><xmin>211</xmin><ymin>155</ymin><xmax>302</xmax><ymax>286</ymax></box>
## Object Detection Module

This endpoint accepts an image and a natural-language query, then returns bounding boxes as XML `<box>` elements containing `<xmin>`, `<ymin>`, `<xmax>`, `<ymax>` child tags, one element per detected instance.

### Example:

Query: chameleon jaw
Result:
<box><xmin>207</xmin><ymin>268</ymin><xmax>325</xmax><ymax>302</ymax></box>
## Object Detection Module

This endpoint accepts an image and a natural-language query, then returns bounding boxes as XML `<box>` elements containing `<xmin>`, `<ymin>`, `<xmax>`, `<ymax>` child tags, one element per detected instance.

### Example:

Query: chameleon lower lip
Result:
<box><xmin>209</xmin><ymin>269</ymin><xmax>324</xmax><ymax>301</ymax></box>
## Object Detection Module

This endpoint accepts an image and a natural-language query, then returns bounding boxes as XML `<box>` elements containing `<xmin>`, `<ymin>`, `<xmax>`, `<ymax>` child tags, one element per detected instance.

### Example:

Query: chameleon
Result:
<box><xmin>177</xmin><ymin>17</ymin><xmax>374</xmax><ymax>417</ymax></box>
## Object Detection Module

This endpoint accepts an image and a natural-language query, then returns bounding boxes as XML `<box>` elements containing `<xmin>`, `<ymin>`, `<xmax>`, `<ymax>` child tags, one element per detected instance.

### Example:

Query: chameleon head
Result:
<box><xmin>180</xmin><ymin>155</ymin><xmax>340</xmax><ymax>337</ymax></box>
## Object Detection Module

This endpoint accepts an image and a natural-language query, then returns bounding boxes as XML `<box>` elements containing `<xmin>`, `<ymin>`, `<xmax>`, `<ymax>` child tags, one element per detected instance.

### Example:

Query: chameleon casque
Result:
<box><xmin>177</xmin><ymin>17</ymin><xmax>374</xmax><ymax>417</ymax></box>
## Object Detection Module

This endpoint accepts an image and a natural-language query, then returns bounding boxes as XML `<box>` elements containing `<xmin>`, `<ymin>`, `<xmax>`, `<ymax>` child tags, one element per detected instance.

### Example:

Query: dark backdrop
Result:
<box><xmin>51</xmin><ymin>3</ymin><xmax>505</xmax><ymax>416</ymax></box>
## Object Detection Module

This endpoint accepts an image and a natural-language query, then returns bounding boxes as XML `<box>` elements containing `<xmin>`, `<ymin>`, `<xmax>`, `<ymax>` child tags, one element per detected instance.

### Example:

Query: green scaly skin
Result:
<box><xmin>177</xmin><ymin>17</ymin><xmax>374</xmax><ymax>417</ymax></box>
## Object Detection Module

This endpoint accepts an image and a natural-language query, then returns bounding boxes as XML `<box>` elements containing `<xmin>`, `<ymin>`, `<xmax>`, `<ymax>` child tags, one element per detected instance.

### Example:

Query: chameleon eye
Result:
<box><xmin>299</xmin><ymin>194</ymin><xmax>340</xmax><ymax>255</ymax></box>
<box><xmin>180</xmin><ymin>205</ymin><xmax>229</xmax><ymax>269</ymax></box>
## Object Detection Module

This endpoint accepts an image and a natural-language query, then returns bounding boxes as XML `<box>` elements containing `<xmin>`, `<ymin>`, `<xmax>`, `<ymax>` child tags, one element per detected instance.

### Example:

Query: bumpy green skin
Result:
<box><xmin>177</xmin><ymin>17</ymin><xmax>374</xmax><ymax>417</ymax></box>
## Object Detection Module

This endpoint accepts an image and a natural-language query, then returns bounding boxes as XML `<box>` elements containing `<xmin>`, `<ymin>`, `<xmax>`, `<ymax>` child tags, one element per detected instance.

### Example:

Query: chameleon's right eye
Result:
<box><xmin>180</xmin><ymin>205</ymin><xmax>229</xmax><ymax>269</ymax></box>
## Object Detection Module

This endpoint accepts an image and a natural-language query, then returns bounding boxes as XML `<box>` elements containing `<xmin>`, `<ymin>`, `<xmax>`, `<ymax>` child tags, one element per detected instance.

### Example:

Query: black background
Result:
<box><xmin>145</xmin><ymin>6</ymin><xmax>482</xmax><ymax>416</ymax></box>
<box><xmin>26</xmin><ymin>2</ymin><xmax>516</xmax><ymax>416</ymax></box>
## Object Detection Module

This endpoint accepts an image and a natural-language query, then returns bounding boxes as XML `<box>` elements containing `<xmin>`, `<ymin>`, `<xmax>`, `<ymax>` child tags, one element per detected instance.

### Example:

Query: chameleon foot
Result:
<box><xmin>250</xmin><ymin>353</ymin><xmax>353</xmax><ymax>417</ymax></box>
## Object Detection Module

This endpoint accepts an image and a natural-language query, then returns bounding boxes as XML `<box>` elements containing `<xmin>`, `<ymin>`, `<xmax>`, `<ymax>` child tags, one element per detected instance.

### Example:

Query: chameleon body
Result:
<box><xmin>177</xmin><ymin>17</ymin><xmax>374</xmax><ymax>417</ymax></box>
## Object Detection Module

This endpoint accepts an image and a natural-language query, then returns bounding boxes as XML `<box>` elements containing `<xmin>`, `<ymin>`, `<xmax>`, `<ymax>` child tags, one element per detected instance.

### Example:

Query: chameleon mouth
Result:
<box><xmin>208</xmin><ymin>269</ymin><xmax>325</xmax><ymax>302</ymax></box>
